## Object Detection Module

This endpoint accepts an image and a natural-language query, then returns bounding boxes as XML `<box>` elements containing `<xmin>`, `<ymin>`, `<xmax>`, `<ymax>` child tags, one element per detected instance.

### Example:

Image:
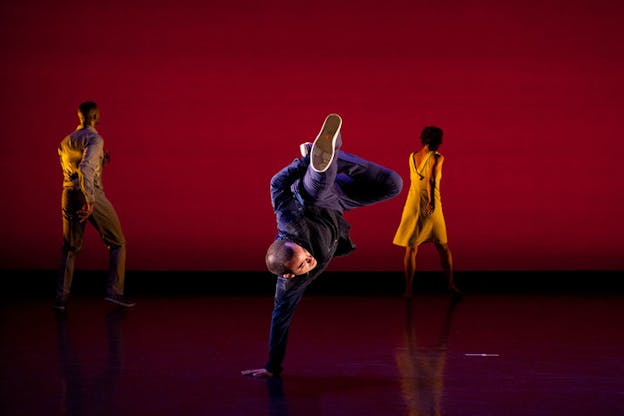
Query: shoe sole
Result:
<box><xmin>311</xmin><ymin>113</ymin><xmax>342</xmax><ymax>172</ymax></box>
<box><xmin>104</xmin><ymin>296</ymin><xmax>136</xmax><ymax>308</ymax></box>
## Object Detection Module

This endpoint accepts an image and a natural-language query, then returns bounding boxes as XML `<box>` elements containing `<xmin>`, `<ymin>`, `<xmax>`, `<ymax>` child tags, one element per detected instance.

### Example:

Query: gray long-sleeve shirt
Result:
<box><xmin>58</xmin><ymin>126</ymin><xmax>104</xmax><ymax>204</ymax></box>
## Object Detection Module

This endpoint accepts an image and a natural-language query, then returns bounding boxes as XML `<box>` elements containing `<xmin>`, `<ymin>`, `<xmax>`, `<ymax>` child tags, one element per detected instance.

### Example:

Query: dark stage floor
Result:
<box><xmin>2</xmin><ymin>289</ymin><xmax>623</xmax><ymax>415</ymax></box>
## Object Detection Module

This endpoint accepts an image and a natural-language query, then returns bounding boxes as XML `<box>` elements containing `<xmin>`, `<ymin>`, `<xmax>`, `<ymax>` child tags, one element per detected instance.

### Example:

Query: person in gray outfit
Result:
<box><xmin>55</xmin><ymin>101</ymin><xmax>135</xmax><ymax>310</ymax></box>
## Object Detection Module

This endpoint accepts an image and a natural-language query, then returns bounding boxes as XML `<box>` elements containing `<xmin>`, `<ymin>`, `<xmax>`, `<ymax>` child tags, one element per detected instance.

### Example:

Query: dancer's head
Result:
<box><xmin>266</xmin><ymin>240</ymin><xmax>317</xmax><ymax>278</ymax></box>
<box><xmin>420</xmin><ymin>126</ymin><xmax>443</xmax><ymax>151</ymax></box>
<box><xmin>77</xmin><ymin>101</ymin><xmax>100</xmax><ymax>127</ymax></box>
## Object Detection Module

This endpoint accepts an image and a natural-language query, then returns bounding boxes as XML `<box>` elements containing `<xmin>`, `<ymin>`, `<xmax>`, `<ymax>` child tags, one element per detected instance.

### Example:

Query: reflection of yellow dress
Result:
<box><xmin>393</xmin><ymin>150</ymin><xmax>448</xmax><ymax>247</ymax></box>
<box><xmin>395</xmin><ymin>298</ymin><xmax>459</xmax><ymax>416</ymax></box>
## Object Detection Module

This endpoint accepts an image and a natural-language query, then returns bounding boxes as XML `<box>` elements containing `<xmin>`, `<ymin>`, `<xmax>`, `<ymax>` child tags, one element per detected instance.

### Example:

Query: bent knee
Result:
<box><xmin>385</xmin><ymin>170</ymin><xmax>403</xmax><ymax>197</ymax></box>
<box><xmin>405</xmin><ymin>246</ymin><xmax>418</xmax><ymax>256</ymax></box>
<box><xmin>434</xmin><ymin>242</ymin><xmax>450</xmax><ymax>252</ymax></box>
<box><xmin>62</xmin><ymin>243</ymin><xmax>82</xmax><ymax>254</ymax></box>
<box><xmin>107</xmin><ymin>240</ymin><xmax>126</xmax><ymax>251</ymax></box>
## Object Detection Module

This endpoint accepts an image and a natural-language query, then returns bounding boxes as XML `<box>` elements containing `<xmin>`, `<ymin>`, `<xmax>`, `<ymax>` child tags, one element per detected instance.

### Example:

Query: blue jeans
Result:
<box><xmin>301</xmin><ymin>150</ymin><xmax>403</xmax><ymax>213</ymax></box>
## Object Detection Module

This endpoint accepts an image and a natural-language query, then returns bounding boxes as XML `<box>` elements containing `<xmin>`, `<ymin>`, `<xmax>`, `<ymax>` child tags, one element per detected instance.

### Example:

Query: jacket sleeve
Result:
<box><xmin>270</xmin><ymin>157</ymin><xmax>308</xmax><ymax>213</ymax></box>
<box><xmin>78</xmin><ymin>136</ymin><xmax>104</xmax><ymax>205</ymax></box>
<box><xmin>265</xmin><ymin>274</ymin><xmax>310</xmax><ymax>375</ymax></box>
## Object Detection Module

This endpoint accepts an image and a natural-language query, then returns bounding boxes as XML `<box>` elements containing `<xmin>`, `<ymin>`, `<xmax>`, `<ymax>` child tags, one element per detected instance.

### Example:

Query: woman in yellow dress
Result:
<box><xmin>393</xmin><ymin>126</ymin><xmax>460</xmax><ymax>298</ymax></box>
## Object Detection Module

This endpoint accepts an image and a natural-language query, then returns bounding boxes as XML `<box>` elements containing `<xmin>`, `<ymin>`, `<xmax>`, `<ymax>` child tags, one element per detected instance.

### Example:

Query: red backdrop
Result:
<box><xmin>1</xmin><ymin>0</ymin><xmax>623</xmax><ymax>271</ymax></box>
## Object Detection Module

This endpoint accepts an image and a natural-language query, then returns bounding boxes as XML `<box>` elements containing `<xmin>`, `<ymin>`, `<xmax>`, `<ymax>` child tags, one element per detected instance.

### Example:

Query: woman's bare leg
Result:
<box><xmin>403</xmin><ymin>247</ymin><xmax>418</xmax><ymax>298</ymax></box>
<box><xmin>434</xmin><ymin>243</ymin><xmax>461</xmax><ymax>296</ymax></box>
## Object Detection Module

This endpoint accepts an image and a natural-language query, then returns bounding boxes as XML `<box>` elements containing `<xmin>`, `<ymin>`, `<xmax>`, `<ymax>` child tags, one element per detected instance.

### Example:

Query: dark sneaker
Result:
<box><xmin>311</xmin><ymin>113</ymin><xmax>342</xmax><ymax>172</ymax></box>
<box><xmin>104</xmin><ymin>294</ymin><xmax>136</xmax><ymax>308</ymax></box>
<box><xmin>53</xmin><ymin>298</ymin><xmax>67</xmax><ymax>311</ymax></box>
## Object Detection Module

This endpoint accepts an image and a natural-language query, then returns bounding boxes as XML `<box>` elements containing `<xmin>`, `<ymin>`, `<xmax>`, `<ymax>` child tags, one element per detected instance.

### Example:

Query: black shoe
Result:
<box><xmin>104</xmin><ymin>294</ymin><xmax>136</xmax><ymax>308</ymax></box>
<box><xmin>53</xmin><ymin>299</ymin><xmax>67</xmax><ymax>311</ymax></box>
<box><xmin>449</xmin><ymin>288</ymin><xmax>464</xmax><ymax>303</ymax></box>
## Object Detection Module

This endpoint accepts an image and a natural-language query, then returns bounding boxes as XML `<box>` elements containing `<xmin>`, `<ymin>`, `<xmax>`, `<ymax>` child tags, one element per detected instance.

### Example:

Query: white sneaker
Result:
<box><xmin>311</xmin><ymin>113</ymin><xmax>342</xmax><ymax>173</ymax></box>
<box><xmin>299</xmin><ymin>142</ymin><xmax>313</xmax><ymax>157</ymax></box>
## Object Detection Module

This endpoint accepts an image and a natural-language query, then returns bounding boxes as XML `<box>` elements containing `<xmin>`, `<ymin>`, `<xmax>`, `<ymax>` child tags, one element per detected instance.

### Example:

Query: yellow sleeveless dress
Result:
<box><xmin>393</xmin><ymin>150</ymin><xmax>448</xmax><ymax>247</ymax></box>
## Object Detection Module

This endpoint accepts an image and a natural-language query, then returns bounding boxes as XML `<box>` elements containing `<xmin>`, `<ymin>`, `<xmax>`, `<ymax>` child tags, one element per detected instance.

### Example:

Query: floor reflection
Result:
<box><xmin>262</xmin><ymin>373</ymin><xmax>400</xmax><ymax>415</ymax></box>
<box><xmin>2</xmin><ymin>294</ymin><xmax>620</xmax><ymax>415</ymax></box>
<box><xmin>55</xmin><ymin>308</ymin><xmax>127</xmax><ymax>416</ymax></box>
<box><xmin>266</xmin><ymin>376</ymin><xmax>288</xmax><ymax>416</ymax></box>
<box><xmin>395</xmin><ymin>298</ymin><xmax>461</xmax><ymax>416</ymax></box>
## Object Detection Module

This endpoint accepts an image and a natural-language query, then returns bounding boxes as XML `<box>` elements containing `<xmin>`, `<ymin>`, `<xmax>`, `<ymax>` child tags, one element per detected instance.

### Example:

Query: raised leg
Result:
<box><xmin>335</xmin><ymin>150</ymin><xmax>403</xmax><ymax>211</ymax></box>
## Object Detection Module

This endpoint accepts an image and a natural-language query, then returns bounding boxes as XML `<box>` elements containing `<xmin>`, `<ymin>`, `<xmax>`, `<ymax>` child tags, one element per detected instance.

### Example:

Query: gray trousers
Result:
<box><xmin>57</xmin><ymin>188</ymin><xmax>126</xmax><ymax>300</ymax></box>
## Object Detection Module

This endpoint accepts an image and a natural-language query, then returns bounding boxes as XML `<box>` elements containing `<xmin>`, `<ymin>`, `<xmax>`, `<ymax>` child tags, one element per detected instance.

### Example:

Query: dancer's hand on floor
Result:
<box><xmin>241</xmin><ymin>368</ymin><xmax>274</xmax><ymax>378</ymax></box>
